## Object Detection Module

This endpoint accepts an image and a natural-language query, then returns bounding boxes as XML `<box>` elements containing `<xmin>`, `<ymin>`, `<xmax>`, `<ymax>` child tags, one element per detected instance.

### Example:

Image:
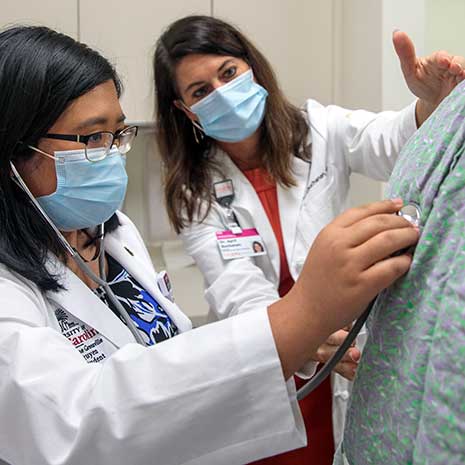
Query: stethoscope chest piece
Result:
<box><xmin>397</xmin><ymin>202</ymin><xmax>421</xmax><ymax>227</ymax></box>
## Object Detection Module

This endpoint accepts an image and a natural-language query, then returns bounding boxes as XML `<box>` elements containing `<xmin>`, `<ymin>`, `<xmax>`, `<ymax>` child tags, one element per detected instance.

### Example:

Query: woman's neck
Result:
<box><xmin>62</xmin><ymin>229</ymin><xmax>100</xmax><ymax>262</ymax></box>
<box><xmin>217</xmin><ymin>130</ymin><xmax>263</xmax><ymax>171</ymax></box>
<box><xmin>61</xmin><ymin>228</ymin><xmax>104</xmax><ymax>289</ymax></box>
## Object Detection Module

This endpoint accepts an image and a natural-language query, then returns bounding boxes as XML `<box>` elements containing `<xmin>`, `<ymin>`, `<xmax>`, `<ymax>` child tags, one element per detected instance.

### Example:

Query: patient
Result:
<box><xmin>337</xmin><ymin>79</ymin><xmax>465</xmax><ymax>465</ymax></box>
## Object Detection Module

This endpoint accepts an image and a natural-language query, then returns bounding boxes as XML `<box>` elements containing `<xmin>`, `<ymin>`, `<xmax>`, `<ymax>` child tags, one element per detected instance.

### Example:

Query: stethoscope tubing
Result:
<box><xmin>72</xmin><ymin>244</ymin><xmax>147</xmax><ymax>346</ymax></box>
<box><xmin>296</xmin><ymin>300</ymin><xmax>374</xmax><ymax>400</ymax></box>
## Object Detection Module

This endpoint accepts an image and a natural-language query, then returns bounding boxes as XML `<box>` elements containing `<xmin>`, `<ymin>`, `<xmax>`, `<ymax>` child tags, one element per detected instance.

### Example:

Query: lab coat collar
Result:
<box><xmin>45</xmin><ymin>254</ymin><xmax>135</xmax><ymax>349</ymax></box>
<box><xmin>305</xmin><ymin>100</ymin><xmax>329</xmax><ymax>180</ymax></box>
<box><xmin>46</xmin><ymin>216</ymin><xmax>192</xmax><ymax>348</ymax></box>
<box><xmin>104</xmin><ymin>229</ymin><xmax>192</xmax><ymax>333</ymax></box>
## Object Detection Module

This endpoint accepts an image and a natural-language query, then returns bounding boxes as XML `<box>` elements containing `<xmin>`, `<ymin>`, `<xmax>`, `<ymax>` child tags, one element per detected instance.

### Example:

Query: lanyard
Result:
<box><xmin>213</xmin><ymin>179</ymin><xmax>242</xmax><ymax>234</ymax></box>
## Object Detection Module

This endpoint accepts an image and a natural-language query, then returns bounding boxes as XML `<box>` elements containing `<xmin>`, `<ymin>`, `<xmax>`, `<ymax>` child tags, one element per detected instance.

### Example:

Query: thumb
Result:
<box><xmin>393</xmin><ymin>30</ymin><xmax>417</xmax><ymax>77</ymax></box>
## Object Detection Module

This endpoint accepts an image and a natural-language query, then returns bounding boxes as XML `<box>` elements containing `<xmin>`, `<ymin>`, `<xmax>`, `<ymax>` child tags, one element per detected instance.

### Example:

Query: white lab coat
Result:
<box><xmin>0</xmin><ymin>212</ymin><xmax>307</xmax><ymax>465</ymax></box>
<box><xmin>180</xmin><ymin>99</ymin><xmax>418</xmax><ymax>446</ymax></box>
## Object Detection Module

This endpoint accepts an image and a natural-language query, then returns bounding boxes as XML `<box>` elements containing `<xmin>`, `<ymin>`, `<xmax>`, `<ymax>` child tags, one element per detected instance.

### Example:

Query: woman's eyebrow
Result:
<box><xmin>75</xmin><ymin>116</ymin><xmax>108</xmax><ymax>131</ymax></box>
<box><xmin>75</xmin><ymin>114</ymin><xmax>126</xmax><ymax>131</ymax></box>
<box><xmin>217</xmin><ymin>59</ymin><xmax>235</xmax><ymax>73</ymax></box>
<box><xmin>184</xmin><ymin>59</ymin><xmax>236</xmax><ymax>93</ymax></box>
<box><xmin>185</xmin><ymin>80</ymin><xmax>205</xmax><ymax>93</ymax></box>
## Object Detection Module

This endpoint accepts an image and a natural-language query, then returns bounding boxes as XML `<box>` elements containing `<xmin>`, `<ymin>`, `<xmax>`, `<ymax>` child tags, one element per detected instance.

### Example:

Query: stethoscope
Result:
<box><xmin>10</xmin><ymin>162</ymin><xmax>147</xmax><ymax>346</ymax></box>
<box><xmin>296</xmin><ymin>202</ymin><xmax>422</xmax><ymax>400</ymax></box>
<box><xmin>13</xmin><ymin>158</ymin><xmax>422</xmax><ymax>391</ymax></box>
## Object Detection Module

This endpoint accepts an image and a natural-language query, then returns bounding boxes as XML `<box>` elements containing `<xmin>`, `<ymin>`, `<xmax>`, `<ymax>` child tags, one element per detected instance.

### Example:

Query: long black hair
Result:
<box><xmin>0</xmin><ymin>26</ymin><xmax>122</xmax><ymax>292</ymax></box>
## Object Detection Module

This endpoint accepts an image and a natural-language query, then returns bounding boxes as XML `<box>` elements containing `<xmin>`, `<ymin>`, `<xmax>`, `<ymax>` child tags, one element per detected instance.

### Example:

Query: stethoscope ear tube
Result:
<box><xmin>72</xmin><ymin>248</ymin><xmax>147</xmax><ymax>346</ymax></box>
<box><xmin>296</xmin><ymin>299</ymin><xmax>375</xmax><ymax>400</ymax></box>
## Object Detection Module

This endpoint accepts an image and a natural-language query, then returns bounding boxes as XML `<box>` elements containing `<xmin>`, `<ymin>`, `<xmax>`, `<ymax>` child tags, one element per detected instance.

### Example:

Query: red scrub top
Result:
<box><xmin>243</xmin><ymin>167</ymin><xmax>334</xmax><ymax>465</ymax></box>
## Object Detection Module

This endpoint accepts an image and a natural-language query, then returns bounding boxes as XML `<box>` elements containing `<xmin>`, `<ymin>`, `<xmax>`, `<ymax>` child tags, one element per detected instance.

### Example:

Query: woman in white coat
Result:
<box><xmin>153</xmin><ymin>15</ymin><xmax>465</xmax><ymax>464</ymax></box>
<box><xmin>0</xmin><ymin>25</ymin><xmax>419</xmax><ymax>465</ymax></box>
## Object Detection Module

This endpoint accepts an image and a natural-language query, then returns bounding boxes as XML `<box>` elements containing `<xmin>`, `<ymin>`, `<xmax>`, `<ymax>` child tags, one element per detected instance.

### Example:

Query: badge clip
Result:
<box><xmin>214</xmin><ymin>179</ymin><xmax>242</xmax><ymax>234</ymax></box>
<box><xmin>157</xmin><ymin>270</ymin><xmax>174</xmax><ymax>302</ymax></box>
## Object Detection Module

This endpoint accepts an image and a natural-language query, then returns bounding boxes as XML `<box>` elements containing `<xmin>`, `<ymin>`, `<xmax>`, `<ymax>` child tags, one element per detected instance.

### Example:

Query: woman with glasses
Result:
<box><xmin>153</xmin><ymin>15</ymin><xmax>465</xmax><ymax>465</ymax></box>
<box><xmin>0</xmin><ymin>25</ymin><xmax>418</xmax><ymax>465</ymax></box>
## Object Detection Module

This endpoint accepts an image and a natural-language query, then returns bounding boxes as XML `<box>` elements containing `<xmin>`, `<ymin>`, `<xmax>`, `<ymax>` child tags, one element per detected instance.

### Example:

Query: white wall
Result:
<box><xmin>382</xmin><ymin>0</ymin><xmax>425</xmax><ymax>110</ymax></box>
<box><xmin>334</xmin><ymin>0</ymin><xmax>427</xmax><ymax>207</ymax></box>
<box><xmin>79</xmin><ymin>0</ymin><xmax>211</xmax><ymax>122</ymax></box>
<box><xmin>1</xmin><ymin>0</ymin><xmax>77</xmax><ymax>37</ymax></box>
<box><xmin>214</xmin><ymin>0</ymin><xmax>335</xmax><ymax>106</ymax></box>
<box><xmin>335</xmin><ymin>0</ymin><xmax>383</xmax><ymax>111</ymax></box>
<box><xmin>425</xmin><ymin>0</ymin><xmax>465</xmax><ymax>55</ymax></box>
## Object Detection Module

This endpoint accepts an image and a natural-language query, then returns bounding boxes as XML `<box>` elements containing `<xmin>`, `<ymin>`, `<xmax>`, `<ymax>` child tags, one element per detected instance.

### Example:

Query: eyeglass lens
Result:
<box><xmin>84</xmin><ymin>127</ymin><xmax>137</xmax><ymax>161</ymax></box>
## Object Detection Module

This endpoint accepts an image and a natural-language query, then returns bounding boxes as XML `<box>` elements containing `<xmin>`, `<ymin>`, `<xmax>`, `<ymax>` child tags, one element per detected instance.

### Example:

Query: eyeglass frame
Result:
<box><xmin>41</xmin><ymin>125</ymin><xmax>139</xmax><ymax>160</ymax></box>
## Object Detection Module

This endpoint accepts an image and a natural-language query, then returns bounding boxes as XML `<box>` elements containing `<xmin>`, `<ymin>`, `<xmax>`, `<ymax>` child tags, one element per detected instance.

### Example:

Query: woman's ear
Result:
<box><xmin>174</xmin><ymin>100</ymin><xmax>198</xmax><ymax>123</ymax></box>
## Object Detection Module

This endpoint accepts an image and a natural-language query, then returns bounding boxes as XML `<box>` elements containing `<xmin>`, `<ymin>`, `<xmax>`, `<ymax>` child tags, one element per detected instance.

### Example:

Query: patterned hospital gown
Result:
<box><xmin>339</xmin><ymin>81</ymin><xmax>465</xmax><ymax>465</ymax></box>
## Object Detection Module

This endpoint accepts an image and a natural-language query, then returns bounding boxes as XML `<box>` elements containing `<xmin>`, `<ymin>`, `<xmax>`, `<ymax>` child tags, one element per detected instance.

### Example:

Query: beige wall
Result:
<box><xmin>3</xmin><ymin>1</ymin><xmax>461</xmax><ymax>229</ymax></box>
<box><xmin>214</xmin><ymin>0</ymin><xmax>335</xmax><ymax>107</ymax></box>
<box><xmin>425</xmin><ymin>0</ymin><xmax>465</xmax><ymax>55</ymax></box>
<box><xmin>333</xmin><ymin>0</ymin><xmax>426</xmax><ymax>207</ymax></box>
<box><xmin>1</xmin><ymin>0</ymin><xmax>77</xmax><ymax>37</ymax></box>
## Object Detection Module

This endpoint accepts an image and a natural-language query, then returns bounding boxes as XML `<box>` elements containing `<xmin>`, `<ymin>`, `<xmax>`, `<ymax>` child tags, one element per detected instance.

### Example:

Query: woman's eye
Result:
<box><xmin>89</xmin><ymin>133</ymin><xmax>103</xmax><ymax>143</ymax></box>
<box><xmin>192</xmin><ymin>86</ymin><xmax>208</xmax><ymax>99</ymax></box>
<box><xmin>223</xmin><ymin>66</ymin><xmax>237</xmax><ymax>79</ymax></box>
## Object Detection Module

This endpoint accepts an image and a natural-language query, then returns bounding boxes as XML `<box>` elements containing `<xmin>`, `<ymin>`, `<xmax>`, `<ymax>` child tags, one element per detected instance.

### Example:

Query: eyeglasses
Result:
<box><xmin>42</xmin><ymin>125</ymin><xmax>139</xmax><ymax>162</ymax></box>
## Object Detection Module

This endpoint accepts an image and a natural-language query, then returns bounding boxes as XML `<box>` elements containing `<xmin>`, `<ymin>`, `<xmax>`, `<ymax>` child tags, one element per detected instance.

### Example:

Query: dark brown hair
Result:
<box><xmin>154</xmin><ymin>15</ymin><xmax>310</xmax><ymax>233</ymax></box>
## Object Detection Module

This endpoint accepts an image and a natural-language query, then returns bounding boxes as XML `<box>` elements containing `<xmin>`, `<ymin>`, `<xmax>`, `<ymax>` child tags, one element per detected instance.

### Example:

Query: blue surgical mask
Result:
<box><xmin>189</xmin><ymin>69</ymin><xmax>268</xmax><ymax>143</ymax></box>
<box><xmin>36</xmin><ymin>147</ymin><xmax>128</xmax><ymax>231</ymax></box>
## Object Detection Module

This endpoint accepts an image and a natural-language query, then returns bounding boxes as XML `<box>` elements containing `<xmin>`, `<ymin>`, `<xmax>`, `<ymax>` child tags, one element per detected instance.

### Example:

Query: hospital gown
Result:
<box><xmin>337</xmin><ymin>80</ymin><xmax>465</xmax><ymax>465</ymax></box>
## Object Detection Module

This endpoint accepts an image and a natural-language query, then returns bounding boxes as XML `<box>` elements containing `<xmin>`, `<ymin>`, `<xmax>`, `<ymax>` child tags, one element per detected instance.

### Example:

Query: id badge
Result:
<box><xmin>157</xmin><ymin>270</ymin><xmax>174</xmax><ymax>302</ymax></box>
<box><xmin>216</xmin><ymin>228</ymin><xmax>267</xmax><ymax>260</ymax></box>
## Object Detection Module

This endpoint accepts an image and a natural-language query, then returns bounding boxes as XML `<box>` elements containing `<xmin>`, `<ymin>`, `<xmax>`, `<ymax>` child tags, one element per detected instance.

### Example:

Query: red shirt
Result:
<box><xmin>243</xmin><ymin>167</ymin><xmax>334</xmax><ymax>465</ymax></box>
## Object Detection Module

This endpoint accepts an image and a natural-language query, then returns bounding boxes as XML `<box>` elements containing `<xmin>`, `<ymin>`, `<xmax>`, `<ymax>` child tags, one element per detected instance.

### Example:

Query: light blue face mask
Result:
<box><xmin>36</xmin><ymin>147</ymin><xmax>128</xmax><ymax>231</ymax></box>
<box><xmin>189</xmin><ymin>69</ymin><xmax>268</xmax><ymax>143</ymax></box>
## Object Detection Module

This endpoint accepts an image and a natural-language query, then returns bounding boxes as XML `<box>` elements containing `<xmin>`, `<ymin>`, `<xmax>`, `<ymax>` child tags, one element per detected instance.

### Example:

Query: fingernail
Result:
<box><xmin>391</xmin><ymin>198</ymin><xmax>403</xmax><ymax>207</ymax></box>
<box><xmin>393</xmin><ymin>28</ymin><xmax>400</xmax><ymax>33</ymax></box>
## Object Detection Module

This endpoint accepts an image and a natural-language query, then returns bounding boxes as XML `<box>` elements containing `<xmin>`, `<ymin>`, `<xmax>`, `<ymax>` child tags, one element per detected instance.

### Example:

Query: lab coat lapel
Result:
<box><xmin>277</xmin><ymin>156</ymin><xmax>310</xmax><ymax>274</ymax></box>
<box><xmin>46</xmin><ymin>256</ymin><xmax>135</xmax><ymax>348</ymax></box>
<box><xmin>104</xmin><ymin>233</ymin><xmax>193</xmax><ymax>333</ymax></box>
<box><xmin>215</xmin><ymin>150</ymin><xmax>281</xmax><ymax>282</ymax></box>
<box><xmin>306</xmin><ymin>100</ymin><xmax>328</xmax><ymax>181</ymax></box>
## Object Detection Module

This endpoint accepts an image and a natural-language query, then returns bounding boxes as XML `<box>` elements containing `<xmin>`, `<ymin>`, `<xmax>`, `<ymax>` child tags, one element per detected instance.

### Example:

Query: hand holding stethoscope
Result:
<box><xmin>297</xmin><ymin>201</ymin><xmax>421</xmax><ymax>399</ymax></box>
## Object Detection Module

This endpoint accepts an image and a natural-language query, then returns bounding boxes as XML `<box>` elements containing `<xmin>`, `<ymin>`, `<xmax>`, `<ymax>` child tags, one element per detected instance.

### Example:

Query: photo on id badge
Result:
<box><xmin>216</xmin><ymin>228</ymin><xmax>267</xmax><ymax>260</ymax></box>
